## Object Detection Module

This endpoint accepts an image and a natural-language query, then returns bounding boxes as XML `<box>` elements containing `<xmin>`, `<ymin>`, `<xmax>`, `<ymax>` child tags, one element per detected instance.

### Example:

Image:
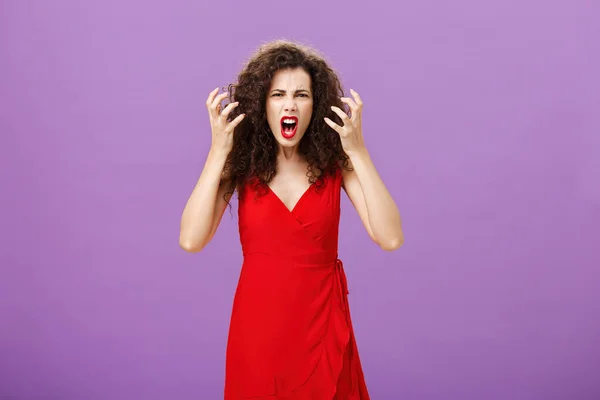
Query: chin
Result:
<box><xmin>275</xmin><ymin>135</ymin><xmax>303</xmax><ymax>148</ymax></box>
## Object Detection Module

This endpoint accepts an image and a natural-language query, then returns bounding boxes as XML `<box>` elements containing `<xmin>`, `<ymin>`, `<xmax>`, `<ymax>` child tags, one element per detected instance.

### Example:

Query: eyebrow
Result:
<box><xmin>270</xmin><ymin>89</ymin><xmax>311</xmax><ymax>94</ymax></box>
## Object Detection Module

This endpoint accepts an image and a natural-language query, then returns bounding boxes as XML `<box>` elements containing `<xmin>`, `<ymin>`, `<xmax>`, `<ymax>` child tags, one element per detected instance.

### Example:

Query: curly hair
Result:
<box><xmin>221</xmin><ymin>40</ymin><xmax>351</xmax><ymax>201</ymax></box>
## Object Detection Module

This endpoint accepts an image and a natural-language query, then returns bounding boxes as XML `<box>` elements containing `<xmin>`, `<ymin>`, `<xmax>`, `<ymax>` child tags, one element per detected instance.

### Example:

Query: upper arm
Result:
<box><xmin>207</xmin><ymin>181</ymin><xmax>233</xmax><ymax>242</ymax></box>
<box><xmin>341</xmin><ymin>165</ymin><xmax>378</xmax><ymax>244</ymax></box>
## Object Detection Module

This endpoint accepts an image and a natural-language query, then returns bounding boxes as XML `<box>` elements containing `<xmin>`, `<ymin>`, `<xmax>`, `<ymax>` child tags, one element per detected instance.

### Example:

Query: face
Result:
<box><xmin>265</xmin><ymin>68</ymin><xmax>313</xmax><ymax>148</ymax></box>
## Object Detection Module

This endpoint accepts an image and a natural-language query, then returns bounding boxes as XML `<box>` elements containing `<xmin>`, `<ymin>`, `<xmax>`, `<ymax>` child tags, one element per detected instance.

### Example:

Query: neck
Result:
<box><xmin>277</xmin><ymin>145</ymin><xmax>302</xmax><ymax>164</ymax></box>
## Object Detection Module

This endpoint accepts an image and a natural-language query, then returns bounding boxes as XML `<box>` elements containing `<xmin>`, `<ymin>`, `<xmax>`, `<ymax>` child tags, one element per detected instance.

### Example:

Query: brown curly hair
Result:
<box><xmin>221</xmin><ymin>40</ymin><xmax>350</xmax><ymax>201</ymax></box>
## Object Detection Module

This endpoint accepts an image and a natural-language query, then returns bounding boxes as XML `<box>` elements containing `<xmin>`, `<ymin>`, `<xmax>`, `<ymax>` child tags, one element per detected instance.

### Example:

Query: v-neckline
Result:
<box><xmin>266</xmin><ymin>181</ymin><xmax>316</xmax><ymax>214</ymax></box>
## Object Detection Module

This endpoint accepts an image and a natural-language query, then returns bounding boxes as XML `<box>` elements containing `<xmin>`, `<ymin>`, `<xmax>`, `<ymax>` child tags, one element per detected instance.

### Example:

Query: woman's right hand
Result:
<box><xmin>206</xmin><ymin>87</ymin><xmax>245</xmax><ymax>155</ymax></box>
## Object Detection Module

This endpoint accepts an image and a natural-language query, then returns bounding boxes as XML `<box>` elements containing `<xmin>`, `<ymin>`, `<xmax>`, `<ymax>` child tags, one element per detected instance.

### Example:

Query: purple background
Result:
<box><xmin>1</xmin><ymin>0</ymin><xmax>599</xmax><ymax>399</ymax></box>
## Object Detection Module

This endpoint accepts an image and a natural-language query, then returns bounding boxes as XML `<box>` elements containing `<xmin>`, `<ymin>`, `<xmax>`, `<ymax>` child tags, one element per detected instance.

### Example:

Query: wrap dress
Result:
<box><xmin>224</xmin><ymin>167</ymin><xmax>370</xmax><ymax>399</ymax></box>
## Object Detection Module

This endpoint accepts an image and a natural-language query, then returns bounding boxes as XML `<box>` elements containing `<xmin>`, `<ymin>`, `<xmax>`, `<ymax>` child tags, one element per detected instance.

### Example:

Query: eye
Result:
<box><xmin>298</xmin><ymin>93</ymin><xmax>309</xmax><ymax>98</ymax></box>
<box><xmin>272</xmin><ymin>93</ymin><xmax>283</xmax><ymax>97</ymax></box>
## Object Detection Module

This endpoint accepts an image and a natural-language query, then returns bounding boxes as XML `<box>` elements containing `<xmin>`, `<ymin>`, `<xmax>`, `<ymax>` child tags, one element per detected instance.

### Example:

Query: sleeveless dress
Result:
<box><xmin>224</xmin><ymin>168</ymin><xmax>370</xmax><ymax>399</ymax></box>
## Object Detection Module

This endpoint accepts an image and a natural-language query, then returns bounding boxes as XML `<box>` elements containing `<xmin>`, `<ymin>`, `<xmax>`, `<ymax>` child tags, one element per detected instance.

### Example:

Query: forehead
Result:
<box><xmin>269</xmin><ymin>68</ymin><xmax>312</xmax><ymax>89</ymax></box>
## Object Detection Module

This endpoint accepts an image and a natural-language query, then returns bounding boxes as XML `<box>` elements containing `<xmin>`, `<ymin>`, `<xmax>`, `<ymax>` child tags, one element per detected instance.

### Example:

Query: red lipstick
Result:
<box><xmin>280</xmin><ymin>116</ymin><xmax>298</xmax><ymax>139</ymax></box>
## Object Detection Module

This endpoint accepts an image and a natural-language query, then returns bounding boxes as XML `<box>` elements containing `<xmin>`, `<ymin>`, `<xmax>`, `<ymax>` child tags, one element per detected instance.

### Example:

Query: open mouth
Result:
<box><xmin>280</xmin><ymin>116</ymin><xmax>298</xmax><ymax>139</ymax></box>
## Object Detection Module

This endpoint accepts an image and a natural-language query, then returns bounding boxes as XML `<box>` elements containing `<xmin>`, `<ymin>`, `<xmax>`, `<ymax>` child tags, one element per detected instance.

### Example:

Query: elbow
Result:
<box><xmin>179</xmin><ymin>236</ymin><xmax>205</xmax><ymax>253</ymax></box>
<box><xmin>379</xmin><ymin>235</ymin><xmax>404</xmax><ymax>252</ymax></box>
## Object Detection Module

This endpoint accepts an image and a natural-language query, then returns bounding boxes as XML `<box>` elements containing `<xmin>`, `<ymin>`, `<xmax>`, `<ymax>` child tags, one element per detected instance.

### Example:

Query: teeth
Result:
<box><xmin>282</xmin><ymin>119</ymin><xmax>296</xmax><ymax>124</ymax></box>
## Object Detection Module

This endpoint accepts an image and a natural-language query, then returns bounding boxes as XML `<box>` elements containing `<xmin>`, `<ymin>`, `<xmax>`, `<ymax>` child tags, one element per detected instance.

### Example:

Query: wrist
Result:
<box><xmin>346</xmin><ymin>146</ymin><xmax>369</xmax><ymax>162</ymax></box>
<box><xmin>208</xmin><ymin>146</ymin><xmax>230</xmax><ymax>161</ymax></box>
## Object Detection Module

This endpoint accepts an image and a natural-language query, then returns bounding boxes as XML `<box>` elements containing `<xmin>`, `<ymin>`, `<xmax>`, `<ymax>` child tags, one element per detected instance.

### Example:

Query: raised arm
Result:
<box><xmin>324</xmin><ymin>89</ymin><xmax>404</xmax><ymax>251</ymax></box>
<box><xmin>179</xmin><ymin>88</ymin><xmax>245</xmax><ymax>253</ymax></box>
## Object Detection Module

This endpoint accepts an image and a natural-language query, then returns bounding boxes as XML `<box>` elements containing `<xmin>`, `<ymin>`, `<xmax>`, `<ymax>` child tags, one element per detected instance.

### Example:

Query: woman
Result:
<box><xmin>180</xmin><ymin>40</ymin><xmax>403</xmax><ymax>399</ymax></box>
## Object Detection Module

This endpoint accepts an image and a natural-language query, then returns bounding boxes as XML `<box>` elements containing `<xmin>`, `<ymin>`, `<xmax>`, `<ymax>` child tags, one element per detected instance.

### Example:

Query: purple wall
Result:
<box><xmin>1</xmin><ymin>1</ymin><xmax>599</xmax><ymax>398</ymax></box>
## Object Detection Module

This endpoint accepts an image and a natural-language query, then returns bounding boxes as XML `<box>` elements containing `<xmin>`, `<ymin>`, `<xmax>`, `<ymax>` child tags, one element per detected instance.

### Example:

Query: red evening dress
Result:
<box><xmin>224</xmin><ymin>168</ymin><xmax>370</xmax><ymax>399</ymax></box>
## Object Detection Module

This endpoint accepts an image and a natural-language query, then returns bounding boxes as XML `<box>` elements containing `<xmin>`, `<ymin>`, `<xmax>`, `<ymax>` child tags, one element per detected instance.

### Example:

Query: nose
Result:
<box><xmin>283</xmin><ymin>96</ymin><xmax>297</xmax><ymax>112</ymax></box>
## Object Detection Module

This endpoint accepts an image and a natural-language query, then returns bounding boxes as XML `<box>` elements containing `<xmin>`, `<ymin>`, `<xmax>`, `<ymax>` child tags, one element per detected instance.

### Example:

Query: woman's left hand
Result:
<box><xmin>324</xmin><ymin>89</ymin><xmax>366</xmax><ymax>156</ymax></box>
